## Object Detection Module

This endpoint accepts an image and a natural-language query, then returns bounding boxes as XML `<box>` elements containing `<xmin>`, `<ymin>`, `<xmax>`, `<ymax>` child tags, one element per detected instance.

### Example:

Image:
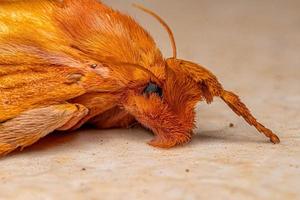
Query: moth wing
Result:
<box><xmin>0</xmin><ymin>62</ymin><xmax>125</xmax><ymax>123</ymax></box>
<box><xmin>0</xmin><ymin>1</ymin><xmax>120</xmax><ymax>122</ymax></box>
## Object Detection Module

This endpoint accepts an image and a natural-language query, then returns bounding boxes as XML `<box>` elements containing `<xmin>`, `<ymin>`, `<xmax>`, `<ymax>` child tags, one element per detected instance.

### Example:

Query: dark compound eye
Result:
<box><xmin>143</xmin><ymin>82</ymin><xmax>163</xmax><ymax>97</ymax></box>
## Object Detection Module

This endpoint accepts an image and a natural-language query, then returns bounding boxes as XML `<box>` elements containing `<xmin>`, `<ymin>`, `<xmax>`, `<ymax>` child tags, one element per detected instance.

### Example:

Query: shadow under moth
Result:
<box><xmin>0</xmin><ymin>0</ymin><xmax>280</xmax><ymax>156</ymax></box>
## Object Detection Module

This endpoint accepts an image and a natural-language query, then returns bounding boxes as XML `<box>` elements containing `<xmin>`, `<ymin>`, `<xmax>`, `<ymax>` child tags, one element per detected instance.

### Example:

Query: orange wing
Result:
<box><xmin>0</xmin><ymin>64</ymin><xmax>102</xmax><ymax>122</ymax></box>
<box><xmin>0</xmin><ymin>0</ymin><xmax>164</xmax><ymax>69</ymax></box>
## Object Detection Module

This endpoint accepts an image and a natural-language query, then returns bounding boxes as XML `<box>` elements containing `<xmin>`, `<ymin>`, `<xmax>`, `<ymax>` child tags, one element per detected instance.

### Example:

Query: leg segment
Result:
<box><xmin>123</xmin><ymin>94</ymin><xmax>193</xmax><ymax>148</ymax></box>
<box><xmin>221</xmin><ymin>90</ymin><xmax>280</xmax><ymax>143</ymax></box>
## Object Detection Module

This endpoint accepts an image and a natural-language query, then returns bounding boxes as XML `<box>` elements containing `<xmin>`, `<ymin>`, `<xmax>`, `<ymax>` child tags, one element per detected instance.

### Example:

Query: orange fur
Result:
<box><xmin>0</xmin><ymin>0</ymin><xmax>279</xmax><ymax>156</ymax></box>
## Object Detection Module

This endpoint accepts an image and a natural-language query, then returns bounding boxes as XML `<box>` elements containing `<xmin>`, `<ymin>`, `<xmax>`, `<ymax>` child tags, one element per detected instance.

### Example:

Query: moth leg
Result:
<box><xmin>148</xmin><ymin>131</ymin><xmax>192</xmax><ymax>149</ymax></box>
<box><xmin>123</xmin><ymin>93</ymin><xmax>193</xmax><ymax>148</ymax></box>
<box><xmin>90</xmin><ymin>106</ymin><xmax>190</xmax><ymax>148</ymax></box>
<box><xmin>90</xmin><ymin>107</ymin><xmax>136</xmax><ymax>129</ymax></box>
<box><xmin>193</xmin><ymin>65</ymin><xmax>280</xmax><ymax>143</ymax></box>
<box><xmin>220</xmin><ymin>90</ymin><xmax>280</xmax><ymax>144</ymax></box>
<box><xmin>0</xmin><ymin>104</ymin><xmax>87</xmax><ymax>156</ymax></box>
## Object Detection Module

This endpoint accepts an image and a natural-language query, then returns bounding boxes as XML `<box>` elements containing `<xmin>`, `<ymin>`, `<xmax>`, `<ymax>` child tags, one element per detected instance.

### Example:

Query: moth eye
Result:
<box><xmin>143</xmin><ymin>82</ymin><xmax>163</xmax><ymax>97</ymax></box>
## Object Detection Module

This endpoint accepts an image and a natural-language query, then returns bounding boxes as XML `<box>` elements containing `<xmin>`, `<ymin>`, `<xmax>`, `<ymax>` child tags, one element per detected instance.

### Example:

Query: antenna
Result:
<box><xmin>133</xmin><ymin>4</ymin><xmax>177</xmax><ymax>58</ymax></box>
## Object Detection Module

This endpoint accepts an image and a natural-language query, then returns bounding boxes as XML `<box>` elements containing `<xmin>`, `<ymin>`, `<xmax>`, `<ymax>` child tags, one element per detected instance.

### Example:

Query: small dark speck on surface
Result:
<box><xmin>81</xmin><ymin>168</ymin><xmax>86</xmax><ymax>171</ymax></box>
<box><xmin>185</xmin><ymin>169</ymin><xmax>190</xmax><ymax>173</ymax></box>
<box><xmin>229</xmin><ymin>123</ymin><xmax>234</xmax><ymax>128</ymax></box>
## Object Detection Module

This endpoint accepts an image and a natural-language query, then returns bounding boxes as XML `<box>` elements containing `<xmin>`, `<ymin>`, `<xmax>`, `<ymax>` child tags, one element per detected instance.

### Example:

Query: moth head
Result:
<box><xmin>119</xmin><ymin>5</ymin><xmax>221</xmax><ymax>148</ymax></box>
<box><xmin>122</xmin><ymin>58</ymin><xmax>206</xmax><ymax>148</ymax></box>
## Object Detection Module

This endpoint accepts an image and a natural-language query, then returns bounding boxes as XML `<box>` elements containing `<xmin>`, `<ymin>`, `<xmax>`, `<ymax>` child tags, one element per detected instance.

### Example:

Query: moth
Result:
<box><xmin>0</xmin><ymin>0</ymin><xmax>280</xmax><ymax>156</ymax></box>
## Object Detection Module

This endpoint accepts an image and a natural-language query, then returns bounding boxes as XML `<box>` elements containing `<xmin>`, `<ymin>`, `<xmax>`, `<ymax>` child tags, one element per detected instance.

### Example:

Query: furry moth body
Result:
<box><xmin>0</xmin><ymin>0</ymin><xmax>280</xmax><ymax>156</ymax></box>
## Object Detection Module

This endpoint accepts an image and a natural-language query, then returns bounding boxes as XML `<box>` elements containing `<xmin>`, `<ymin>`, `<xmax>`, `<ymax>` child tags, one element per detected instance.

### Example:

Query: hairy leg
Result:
<box><xmin>123</xmin><ymin>94</ymin><xmax>193</xmax><ymax>148</ymax></box>
<box><xmin>0</xmin><ymin>103</ymin><xmax>88</xmax><ymax>156</ymax></box>
<box><xmin>221</xmin><ymin>90</ymin><xmax>280</xmax><ymax>143</ymax></box>
<box><xmin>167</xmin><ymin>59</ymin><xmax>280</xmax><ymax>144</ymax></box>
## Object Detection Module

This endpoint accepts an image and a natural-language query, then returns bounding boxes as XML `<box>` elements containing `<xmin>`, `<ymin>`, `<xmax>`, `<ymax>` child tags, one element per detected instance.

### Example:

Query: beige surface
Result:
<box><xmin>1</xmin><ymin>0</ymin><xmax>300</xmax><ymax>199</ymax></box>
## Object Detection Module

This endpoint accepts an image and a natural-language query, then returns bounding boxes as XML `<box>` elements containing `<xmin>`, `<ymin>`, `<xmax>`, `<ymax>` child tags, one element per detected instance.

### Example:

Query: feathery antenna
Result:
<box><xmin>133</xmin><ymin>4</ymin><xmax>177</xmax><ymax>58</ymax></box>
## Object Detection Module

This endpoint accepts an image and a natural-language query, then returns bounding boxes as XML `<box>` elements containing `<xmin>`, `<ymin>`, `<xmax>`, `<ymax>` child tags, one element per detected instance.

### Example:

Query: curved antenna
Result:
<box><xmin>133</xmin><ymin>4</ymin><xmax>177</xmax><ymax>58</ymax></box>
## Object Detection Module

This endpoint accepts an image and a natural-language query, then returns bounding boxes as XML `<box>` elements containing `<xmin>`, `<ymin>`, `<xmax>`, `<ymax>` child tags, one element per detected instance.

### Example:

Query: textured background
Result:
<box><xmin>1</xmin><ymin>0</ymin><xmax>300</xmax><ymax>199</ymax></box>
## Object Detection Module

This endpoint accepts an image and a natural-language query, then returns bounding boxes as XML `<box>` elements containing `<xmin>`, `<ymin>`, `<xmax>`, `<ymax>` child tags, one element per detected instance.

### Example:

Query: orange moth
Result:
<box><xmin>0</xmin><ymin>0</ymin><xmax>280</xmax><ymax>156</ymax></box>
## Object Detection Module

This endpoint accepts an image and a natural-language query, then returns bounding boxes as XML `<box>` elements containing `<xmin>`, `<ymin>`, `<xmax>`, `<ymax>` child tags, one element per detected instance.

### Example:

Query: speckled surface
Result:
<box><xmin>0</xmin><ymin>0</ymin><xmax>299</xmax><ymax>199</ymax></box>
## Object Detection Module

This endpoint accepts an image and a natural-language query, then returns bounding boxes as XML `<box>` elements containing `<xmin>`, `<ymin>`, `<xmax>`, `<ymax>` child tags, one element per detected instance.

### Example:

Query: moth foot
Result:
<box><xmin>148</xmin><ymin>133</ymin><xmax>192</xmax><ymax>148</ymax></box>
<box><xmin>270</xmin><ymin>134</ymin><xmax>280</xmax><ymax>144</ymax></box>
